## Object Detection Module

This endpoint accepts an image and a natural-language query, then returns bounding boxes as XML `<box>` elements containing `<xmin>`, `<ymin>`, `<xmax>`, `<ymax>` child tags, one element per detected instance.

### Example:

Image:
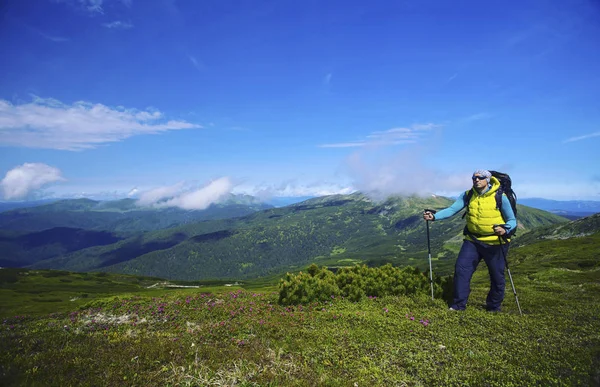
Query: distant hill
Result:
<box><xmin>0</xmin><ymin>199</ymin><xmax>59</xmax><ymax>213</ymax></box>
<box><xmin>512</xmin><ymin>212</ymin><xmax>600</xmax><ymax>247</ymax></box>
<box><xmin>27</xmin><ymin>193</ymin><xmax>569</xmax><ymax>281</ymax></box>
<box><xmin>519</xmin><ymin>198</ymin><xmax>600</xmax><ymax>219</ymax></box>
<box><xmin>0</xmin><ymin>196</ymin><xmax>273</xmax><ymax>232</ymax></box>
<box><xmin>266</xmin><ymin>196</ymin><xmax>315</xmax><ymax>207</ymax></box>
<box><xmin>0</xmin><ymin>227</ymin><xmax>123</xmax><ymax>267</ymax></box>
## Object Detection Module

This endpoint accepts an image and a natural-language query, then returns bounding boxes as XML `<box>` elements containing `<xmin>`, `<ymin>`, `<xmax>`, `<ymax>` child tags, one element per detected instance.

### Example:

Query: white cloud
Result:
<box><xmin>342</xmin><ymin>147</ymin><xmax>468</xmax><ymax>200</ymax></box>
<box><xmin>446</xmin><ymin>73</ymin><xmax>458</xmax><ymax>83</ymax></box>
<box><xmin>54</xmin><ymin>0</ymin><xmax>104</xmax><ymax>13</ymax></box>
<box><xmin>83</xmin><ymin>0</ymin><xmax>103</xmax><ymax>12</ymax></box>
<box><xmin>103</xmin><ymin>20</ymin><xmax>133</xmax><ymax>29</ymax></box>
<box><xmin>56</xmin><ymin>0</ymin><xmax>132</xmax><ymax>14</ymax></box>
<box><xmin>25</xmin><ymin>24</ymin><xmax>70</xmax><ymax>42</ymax></box>
<box><xmin>158</xmin><ymin>177</ymin><xmax>233</xmax><ymax>210</ymax></box>
<box><xmin>234</xmin><ymin>181</ymin><xmax>355</xmax><ymax>199</ymax></box>
<box><xmin>318</xmin><ymin>123</ymin><xmax>441</xmax><ymax>148</ymax></box>
<box><xmin>564</xmin><ymin>131</ymin><xmax>600</xmax><ymax>143</ymax></box>
<box><xmin>1</xmin><ymin>163</ymin><xmax>65</xmax><ymax>200</ymax></box>
<box><xmin>188</xmin><ymin>55</ymin><xmax>205</xmax><ymax>72</ymax></box>
<box><xmin>136</xmin><ymin>178</ymin><xmax>234</xmax><ymax>210</ymax></box>
<box><xmin>0</xmin><ymin>97</ymin><xmax>201</xmax><ymax>150</ymax></box>
<box><xmin>462</xmin><ymin>112</ymin><xmax>491</xmax><ymax>123</ymax></box>
<box><xmin>136</xmin><ymin>182</ymin><xmax>185</xmax><ymax>206</ymax></box>
<box><xmin>127</xmin><ymin>187</ymin><xmax>139</xmax><ymax>197</ymax></box>
<box><xmin>39</xmin><ymin>32</ymin><xmax>69</xmax><ymax>42</ymax></box>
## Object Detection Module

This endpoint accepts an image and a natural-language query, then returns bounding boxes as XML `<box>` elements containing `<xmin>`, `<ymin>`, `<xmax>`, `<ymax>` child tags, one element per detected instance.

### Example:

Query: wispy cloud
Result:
<box><xmin>136</xmin><ymin>178</ymin><xmax>233</xmax><ymax>210</ymax></box>
<box><xmin>25</xmin><ymin>24</ymin><xmax>70</xmax><ymax>42</ymax></box>
<box><xmin>159</xmin><ymin>177</ymin><xmax>233</xmax><ymax>210</ymax></box>
<box><xmin>84</xmin><ymin>0</ymin><xmax>104</xmax><ymax>13</ymax></box>
<box><xmin>318</xmin><ymin>123</ymin><xmax>440</xmax><ymax>148</ymax></box>
<box><xmin>342</xmin><ymin>147</ymin><xmax>468</xmax><ymax>200</ymax></box>
<box><xmin>137</xmin><ymin>182</ymin><xmax>185</xmax><ymax>206</ymax></box>
<box><xmin>462</xmin><ymin>112</ymin><xmax>492</xmax><ymax>123</ymax></box>
<box><xmin>56</xmin><ymin>0</ymin><xmax>131</xmax><ymax>14</ymax></box>
<box><xmin>127</xmin><ymin>187</ymin><xmax>139</xmax><ymax>197</ymax></box>
<box><xmin>1</xmin><ymin>163</ymin><xmax>65</xmax><ymax>200</ymax></box>
<box><xmin>54</xmin><ymin>0</ymin><xmax>105</xmax><ymax>14</ymax></box>
<box><xmin>446</xmin><ymin>73</ymin><xmax>458</xmax><ymax>83</ymax></box>
<box><xmin>235</xmin><ymin>181</ymin><xmax>355</xmax><ymax>199</ymax></box>
<box><xmin>564</xmin><ymin>131</ymin><xmax>600</xmax><ymax>143</ymax></box>
<box><xmin>39</xmin><ymin>32</ymin><xmax>69</xmax><ymax>42</ymax></box>
<box><xmin>324</xmin><ymin>73</ymin><xmax>332</xmax><ymax>86</ymax></box>
<box><xmin>103</xmin><ymin>20</ymin><xmax>133</xmax><ymax>29</ymax></box>
<box><xmin>0</xmin><ymin>96</ymin><xmax>201</xmax><ymax>151</ymax></box>
<box><xmin>188</xmin><ymin>55</ymin><xmax>205</xmax><ymax>72</ymax></box>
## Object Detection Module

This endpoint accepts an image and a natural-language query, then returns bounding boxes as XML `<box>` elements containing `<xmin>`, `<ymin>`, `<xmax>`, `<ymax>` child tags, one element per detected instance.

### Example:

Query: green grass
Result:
<box><xmin>0</xmin><ymin>269</ymin><xmax>246</xmax><ymax>318</ymax></box>
<box><xmin>1</xmin><ymin>227</ymin><xmax>599</xmax><ymax>386</ymax></box>
<box><xmin>1</xmin><ymin>261</ymin><xmax>599</xmax><ymax>386</ymax></box>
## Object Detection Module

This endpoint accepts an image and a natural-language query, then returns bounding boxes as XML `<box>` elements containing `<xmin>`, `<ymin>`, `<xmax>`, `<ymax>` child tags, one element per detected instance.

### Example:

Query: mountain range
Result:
<box><xmin>0</xmin><ymin>193</ymin><xmax>582</xmax><ymax>281</ymax></box>
<box><xmin>518</xmin><ymin>198</ymin><xmax>600</xmax><ymax>219</ymax></box>
<box><xmin>0</xmin><ymin>195</ymin><xmax>272</xmax><ymax>233</ymax></box>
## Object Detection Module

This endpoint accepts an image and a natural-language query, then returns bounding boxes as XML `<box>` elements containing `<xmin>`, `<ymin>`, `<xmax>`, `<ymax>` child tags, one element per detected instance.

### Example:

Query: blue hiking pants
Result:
<box><xmin>451</xmin><ymin>239</ymin><xmax>509</xmax><ymax>311</ymax></box>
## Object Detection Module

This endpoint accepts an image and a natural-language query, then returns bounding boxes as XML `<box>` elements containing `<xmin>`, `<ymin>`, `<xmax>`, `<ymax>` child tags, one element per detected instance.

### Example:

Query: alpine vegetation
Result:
<box><xmin>278</xmin><ymin>263</ymin><xmax>448</xmax><ymax>305</ymax></box>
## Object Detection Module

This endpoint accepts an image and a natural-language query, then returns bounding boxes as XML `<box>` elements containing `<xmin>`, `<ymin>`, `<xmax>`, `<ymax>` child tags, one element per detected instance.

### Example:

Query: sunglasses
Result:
<box><xmin>472</xmin><ymin>176</ymin><xmax>487</xmax><ymax>181</ymax></box>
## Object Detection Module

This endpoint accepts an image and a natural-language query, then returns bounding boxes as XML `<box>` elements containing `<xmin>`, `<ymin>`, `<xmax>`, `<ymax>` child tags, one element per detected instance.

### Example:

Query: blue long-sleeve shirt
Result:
<box><xmin>433</xmin><ymin>190</ymin><xmax>517</xmax><ymax>232</ymax></box>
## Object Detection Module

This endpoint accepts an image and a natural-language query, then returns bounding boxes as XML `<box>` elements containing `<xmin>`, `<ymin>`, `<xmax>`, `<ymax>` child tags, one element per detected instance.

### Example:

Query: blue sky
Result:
<box><xmin>1</xmin><ymin>0</ymin><xmax>599</xmax><ymax>207</ymax></box>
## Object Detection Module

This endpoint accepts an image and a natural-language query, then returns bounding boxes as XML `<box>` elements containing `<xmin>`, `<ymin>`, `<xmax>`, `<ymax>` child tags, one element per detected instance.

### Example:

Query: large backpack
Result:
<box><xmin>462</xmin><ymin>170</ymin><xmax>518</xmax><ymax>236</ymax></box>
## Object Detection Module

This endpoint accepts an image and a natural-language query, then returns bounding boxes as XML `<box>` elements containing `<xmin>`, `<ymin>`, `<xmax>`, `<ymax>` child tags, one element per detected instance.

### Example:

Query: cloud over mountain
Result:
<box><xmin>136</xmin><ymin>177</ymin><xmax>233</xmax><ymax>210</ymax></box>
<box><xmin>1</xmin><ymin>163</ymin><xmax>65</xmax><ymax>200</ymax></box>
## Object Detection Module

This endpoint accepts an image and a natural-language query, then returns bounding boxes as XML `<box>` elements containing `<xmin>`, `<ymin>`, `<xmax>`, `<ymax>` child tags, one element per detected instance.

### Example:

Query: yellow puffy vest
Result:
<box><xmin>465</xmin><ymin>176</ymin><xmax>507</xmax><ymax>245</ymax></box>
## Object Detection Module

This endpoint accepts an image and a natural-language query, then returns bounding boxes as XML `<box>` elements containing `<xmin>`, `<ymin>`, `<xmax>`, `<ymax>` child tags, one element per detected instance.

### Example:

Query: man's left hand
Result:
<box><xmin>493</xmin><ymin>225</ymin><xmax>506</xmax><ymax>236</ymax></box>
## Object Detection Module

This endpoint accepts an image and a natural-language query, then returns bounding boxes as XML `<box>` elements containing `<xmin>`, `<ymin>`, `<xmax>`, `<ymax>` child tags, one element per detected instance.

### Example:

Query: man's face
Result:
<box><xmin>472</xmin><ymin>174</ymin><xmax>488</xmax><ymax>189</ymax></box>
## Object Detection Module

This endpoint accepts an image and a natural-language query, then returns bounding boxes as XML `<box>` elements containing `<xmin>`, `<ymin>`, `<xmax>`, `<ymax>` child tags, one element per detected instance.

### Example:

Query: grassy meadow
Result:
<box><xmin>1</xmin><ymin>237</ymin><xmax>599</xmax><ymax>387</ymax></box>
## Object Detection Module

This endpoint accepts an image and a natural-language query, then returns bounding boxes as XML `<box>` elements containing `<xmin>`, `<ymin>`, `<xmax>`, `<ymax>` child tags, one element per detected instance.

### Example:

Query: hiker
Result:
<box><xmin>423</xmin><ymin>170</ymin><xmax>517</xmax><ymax>312</ymax></box>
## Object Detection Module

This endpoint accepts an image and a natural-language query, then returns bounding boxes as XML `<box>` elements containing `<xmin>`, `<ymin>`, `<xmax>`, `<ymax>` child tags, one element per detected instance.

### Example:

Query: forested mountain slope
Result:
<box><xmin>28</xmin><ymin>193</ymin><xmax>569</xmax><ymax>280</ymax></box>
<box><xmin>0</xmin><ymin>197</ymin><xmax>273</xmax><ymax>233</ymax></box>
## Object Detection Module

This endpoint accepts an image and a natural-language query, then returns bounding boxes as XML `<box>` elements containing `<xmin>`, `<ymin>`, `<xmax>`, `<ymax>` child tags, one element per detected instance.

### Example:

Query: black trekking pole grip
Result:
<box><xmin>424</xmin><ymin>209</ymin><xmax>437</xmax><ymax>252</ymax></box>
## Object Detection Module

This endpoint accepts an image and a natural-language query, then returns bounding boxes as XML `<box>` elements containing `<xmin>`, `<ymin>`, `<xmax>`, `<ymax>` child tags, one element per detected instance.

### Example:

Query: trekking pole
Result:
<box><xmin>424</xmin><ymin>209</ymin><xmax>437</xmax><ymax>301</ymax></box>
<box><xmin>496</xmin><ymin>228</ymin><xmax>523</xmax><ymax>316</ymax></box>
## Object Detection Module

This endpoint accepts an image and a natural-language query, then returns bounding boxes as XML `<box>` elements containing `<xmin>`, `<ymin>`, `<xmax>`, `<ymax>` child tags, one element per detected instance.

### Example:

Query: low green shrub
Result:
<box><xmin>0</xmin><ymin>268</ymin><xmax>23</xmax><ymax>284</ymax></box>
<box><xmin>279</xmin><ymin>264</ymin><xmax>445</xmax><ymax>305</ymax></box>
<box><xmin>278</xmin><ymin>264</ymin><xmax>341</xmax><ymax>305</ymax></box>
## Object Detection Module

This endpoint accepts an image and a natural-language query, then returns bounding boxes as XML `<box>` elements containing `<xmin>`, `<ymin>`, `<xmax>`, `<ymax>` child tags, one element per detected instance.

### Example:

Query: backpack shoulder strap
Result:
<box><xmin>461</xmin><ymin>189</ymin><xmax>474</xmax><ymax>219</ymax></box>
<box><xmin>495</xmin><ymin>190</ymin><xmax>503</xmax><ymax>211</ymax></box>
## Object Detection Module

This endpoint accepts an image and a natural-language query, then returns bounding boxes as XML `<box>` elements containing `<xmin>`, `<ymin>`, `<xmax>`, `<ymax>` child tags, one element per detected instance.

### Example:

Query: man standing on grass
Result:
<box><xmin>423</xmin><ymin>170</ymin><xmax>517</xmax><ymax>312</ymax></box>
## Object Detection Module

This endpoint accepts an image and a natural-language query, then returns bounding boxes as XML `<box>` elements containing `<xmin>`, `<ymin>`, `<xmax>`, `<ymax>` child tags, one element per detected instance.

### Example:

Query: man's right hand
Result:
<box><xmin>423</xmin><ymin>211</ymin><xmax>435</xmax><ymax>221</ymax></box>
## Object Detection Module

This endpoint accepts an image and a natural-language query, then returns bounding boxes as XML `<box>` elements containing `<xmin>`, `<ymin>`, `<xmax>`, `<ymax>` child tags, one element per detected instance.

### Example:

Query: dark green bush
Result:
<box><xmin>0</xmin><ymin>268</ymin><xmax>23</xmax><ymax>284</ymax></box>
<box><xmin>278</xmin><ymin>264</ymin><xmax>340</xmax><ymax>305</ymax></box>
<box><xmin>278</xmin><ymin>263</ymin><xmax>444</xmax><ymax>305</ymax></box>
